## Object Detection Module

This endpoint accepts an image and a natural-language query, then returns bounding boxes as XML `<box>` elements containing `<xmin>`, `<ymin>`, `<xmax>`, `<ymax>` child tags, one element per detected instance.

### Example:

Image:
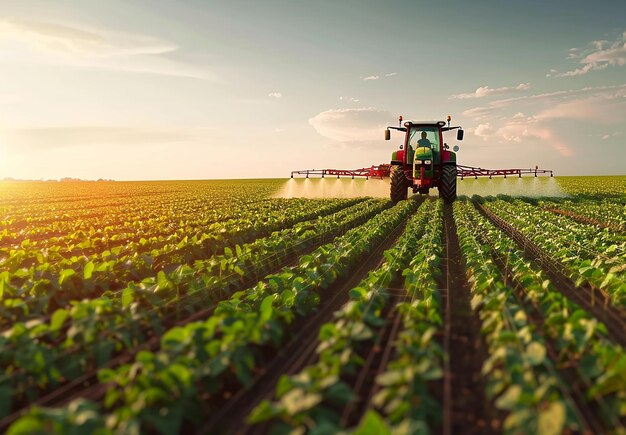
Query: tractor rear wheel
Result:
<box><xmin>390</xmin><ymin>165</ymin><xmax>408</xmax><ymax>202</ymax></box>
<box><xmin>439</xmin><ymin>165</ymin><xmax>457</xmax><ymax>202</ymax></box>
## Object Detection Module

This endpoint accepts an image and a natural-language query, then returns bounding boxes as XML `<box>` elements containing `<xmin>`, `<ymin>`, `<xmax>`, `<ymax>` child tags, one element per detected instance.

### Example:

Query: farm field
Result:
<box><xmin>0</xmin><ymin>176</ymin><xmax>625</xmax><ymax>434</ymax></box>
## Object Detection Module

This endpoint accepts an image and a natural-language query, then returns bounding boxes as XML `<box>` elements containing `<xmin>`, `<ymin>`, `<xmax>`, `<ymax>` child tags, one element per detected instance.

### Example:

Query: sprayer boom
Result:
<box><xmin>290</xmin><ymin>164</ymin><xmax>390</xmax><ymax>180</ymax></box>
<box><xmin>290</xmin><ymin>164</ymin><xmax>553</xmax><ymax>180</ymax></box>
<box><xmin>456</xmin><ymin>165</ymin><xmax>553</xmax><ymax>179</ymax></box>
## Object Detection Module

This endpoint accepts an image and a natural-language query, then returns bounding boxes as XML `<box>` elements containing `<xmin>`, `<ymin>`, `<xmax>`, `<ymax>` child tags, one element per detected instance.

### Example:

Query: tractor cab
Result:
<box><xmin>408</xmin><ymin>126</ymin><xmax>440</xmax><ymax>182</ymax></box>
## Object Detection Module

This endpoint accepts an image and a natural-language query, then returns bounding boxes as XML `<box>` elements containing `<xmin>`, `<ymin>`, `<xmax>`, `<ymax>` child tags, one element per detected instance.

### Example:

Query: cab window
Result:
<box><xmin>409</xmin><ymin>127</ymin><xmax>440</xmax><ymax>150</ymax></box>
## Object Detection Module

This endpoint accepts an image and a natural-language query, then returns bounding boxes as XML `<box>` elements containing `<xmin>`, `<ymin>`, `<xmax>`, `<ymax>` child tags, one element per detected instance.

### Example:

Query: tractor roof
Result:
<box><xmin>387</xmin><ymin>120</ymin><xmax>460</xmax><ymax>133</ymax></box>
<box><xmin>403</xmin><ymin>120</ymin><xmax>445</xmax><ymax>126</ymax></box>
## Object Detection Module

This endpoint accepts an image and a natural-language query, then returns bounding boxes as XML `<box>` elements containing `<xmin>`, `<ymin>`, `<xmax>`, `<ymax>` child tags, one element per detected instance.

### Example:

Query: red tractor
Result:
<box><xmin>385</xmin><ymin>116</ymin><xmax>463</xmax><ymax>202</ymax></box>
<box><xmin>290</xmin><ymin>115</ymin><xmax>553</xmax><ymax>202</ymax></box>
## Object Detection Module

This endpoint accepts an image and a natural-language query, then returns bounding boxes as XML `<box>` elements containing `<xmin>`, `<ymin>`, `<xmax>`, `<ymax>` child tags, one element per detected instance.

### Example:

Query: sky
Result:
<box><xmin>0</xmin><ymin>0</ymin><xmax>625</xmax><ymax>180</ymax></box>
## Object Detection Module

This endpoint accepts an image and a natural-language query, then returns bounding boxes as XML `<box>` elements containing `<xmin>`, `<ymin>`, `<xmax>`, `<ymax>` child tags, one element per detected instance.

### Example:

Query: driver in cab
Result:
<box><xmin>417</xmin><ymin>131</ymin><xmax>432</xmax><ymax>148</ymax></box>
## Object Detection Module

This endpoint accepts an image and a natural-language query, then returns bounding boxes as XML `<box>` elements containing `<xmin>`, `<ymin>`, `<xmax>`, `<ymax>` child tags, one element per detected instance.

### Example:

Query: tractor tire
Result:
<box><xmin>390</xmin><ymin>165</ymin><xmax>408</xmax><ymax>202</ymax></box>
<box><xmin>439</xmin><ymin>165</ymin><xmax>457</xmax><ymax>202</ymax></box>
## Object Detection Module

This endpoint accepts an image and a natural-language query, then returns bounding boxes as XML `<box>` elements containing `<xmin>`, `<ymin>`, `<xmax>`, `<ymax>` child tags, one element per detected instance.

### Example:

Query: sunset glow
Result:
<box><xmin>0</xmin><ymin>1</ymin><xmax>624</xmax><ymax>180</ymax></box>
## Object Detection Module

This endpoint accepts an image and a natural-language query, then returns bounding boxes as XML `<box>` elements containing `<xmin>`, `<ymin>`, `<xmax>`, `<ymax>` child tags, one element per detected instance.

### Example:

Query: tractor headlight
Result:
<box><xmin>415</xmin><ymin>159</ymin><xmax>422</xmax><ymax>164</ymax></box>
<box><xmin>424</xmin><ymin>160</ymin><xmax>432</xmax><ymax>165</ymax></box>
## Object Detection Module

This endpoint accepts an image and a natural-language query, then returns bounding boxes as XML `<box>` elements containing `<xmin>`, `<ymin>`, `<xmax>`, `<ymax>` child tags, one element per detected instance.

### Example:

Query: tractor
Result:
<box><xmin>289</xmin><ymin>115</ymin><xmax>553</xmax><ymax>201</ymax></box>
<box><xmin>385</xmin><ymin>116</ymin><xmax>463</xmax><ymax>202</ymax></box>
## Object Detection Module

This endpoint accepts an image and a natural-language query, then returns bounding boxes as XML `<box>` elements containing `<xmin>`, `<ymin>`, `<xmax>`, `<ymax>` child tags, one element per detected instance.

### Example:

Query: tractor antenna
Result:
<box><xmin>398</xmin><ymin>115</ymin><xmax>403</xmax><ymax>127</ymax></box>
<box><xmin>447</xmin><ymin>115</ymin><xmax>451</xmax><ymax>127</ymax></box>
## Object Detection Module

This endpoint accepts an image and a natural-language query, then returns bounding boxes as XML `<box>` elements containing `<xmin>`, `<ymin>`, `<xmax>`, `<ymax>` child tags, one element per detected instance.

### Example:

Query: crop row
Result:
<box><xmin>0</xmin><ymin>184</ymin><xmax>268</xmax><ymax>237</ymax></box>
<box><xmin>454</xmin><ymin>201</ymin><xmax>583</xmax><ymax>433</ymax></box>
<box><xmin>0</xmin><ymin>182</ymin><xmax>292</xmax><ymax>268</ymax></box>
<box><xmin>0</xmin><ymin>198</ymin><xmax>358</xmax><ymax>322</ymax></box>
<box><xmin>484</xmin><ymin>199</ymin><xmax>626</xmax><ymax>306</ymax></box>
<box><xmin>0</xmin><ymin>197</ymin><xmax>325</xmax><ymax>250</ymax></box>
<box><xmin>249</xmin><ymin>199</ymin><xmax>444</xmax><ymax>433</ymax></box>
<box><xmin>537</xmin><ymin>198</ymin><xmax>625</xmax><ymax>232</ymax></box>
<box><xmin>6</xmin><ymin>199</ymin><xmax>419</xmax><ymax>433</ymax></box>
<box><xmin>367</xmin><ymin>200</ymin><xmax>444</xmax><ymax>432</ymax></box>
<box><xmin>556</xmin><ymin>176</ymin><xmax>626</xmax><ymax>197</ymax></box>
<box><xmin>0</xmin><ymin>198</ymin><xmax>373</xmax><ymax>335</ymax></box>
<box><xmin>0</xmin><ymin>179</ymin><xmax>279</xmax><ymax>214</ymax></box>
<box><xmin>0</xmin><ymin>199</ymin><xmax>389</xmax><ymax>416</ymax></box>
<box><xmin>459</xmin><ymin>201</ymin><xmax>626</xmax><ymax>431</ymax></box>
<box><xmin>1</xmin><ymin>198</ymin><xmax>351</xmax><ymax>273</ymax></box>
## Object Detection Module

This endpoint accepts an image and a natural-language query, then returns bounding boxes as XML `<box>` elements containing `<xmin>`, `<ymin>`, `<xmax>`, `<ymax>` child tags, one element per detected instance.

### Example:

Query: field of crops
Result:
<box><xmin>0</xmin><ymin>176</ymin><xmax>624</xmax><ymax>434</ymax></box>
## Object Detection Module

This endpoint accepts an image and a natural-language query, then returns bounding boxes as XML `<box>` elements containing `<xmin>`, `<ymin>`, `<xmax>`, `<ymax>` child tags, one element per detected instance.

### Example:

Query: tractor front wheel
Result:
<box><xmin>439</xmin><ymin>165</ymin><xmax>457</xmax><ymax>202</ymax></box>
<box><xmin>390</xmin><ymin>165</ymin><xmax>408</xmax><ymax>202</ymax></box>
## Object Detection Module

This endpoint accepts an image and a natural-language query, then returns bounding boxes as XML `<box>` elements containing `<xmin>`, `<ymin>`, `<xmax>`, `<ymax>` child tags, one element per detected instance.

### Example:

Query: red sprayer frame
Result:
<box><xmin>290</xmin><ymin>164</ymin><xmax>391</xmax><ymax>180</ymax></box>
<box><xmin>291</xmin><ymin>164</ymin><xmax>553</xmax><ymax>179</ymax></box>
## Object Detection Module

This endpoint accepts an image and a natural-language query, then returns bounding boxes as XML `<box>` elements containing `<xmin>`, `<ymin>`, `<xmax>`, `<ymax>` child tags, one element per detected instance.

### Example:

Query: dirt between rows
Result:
<box><xmin>442</xmin><ymin>204</ymin><xmax>499</xmax><ymax>435</ymax></box>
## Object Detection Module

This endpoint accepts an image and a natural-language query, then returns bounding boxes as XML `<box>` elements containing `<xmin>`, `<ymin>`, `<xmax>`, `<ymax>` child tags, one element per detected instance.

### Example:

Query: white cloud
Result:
<box><xmin>601</xmin><ymin>132</ymin><xmax>622</xmax><ymax>140</ymax></box>
<box><xmin>339</xmin><ymin>96</ymin><xmax>360</xmax><ymax>103</ymax></box>
<box><xmin>532</xmin><ymin>88</ymin><xmax>626</xmax><ymax>124</ymax></box>
<box><xmin>469</xmin><ymin>117</ymin><xmax>573</xmax><ymax>156</ymax></box>
<box><xmin>308</xmin><ymin>107</ymin><xmax>392</xmax><ymax>142</ymax></box>
<box><xmin>463</xmin><ymin>85</ymin><xmax>626</xmax><ymax>158</ymax></box>
<box><xmin>535</xmin><ymin>100</ymin><xmax>614</xmax><ymax>123</ymax></box>
<box><xmin>549</xmin><ymin>31</ymin><xmax>626</xmax><ymax>77</ymax></box>
<box><xmin>462</xmin><ymin>83</ymin><xmax>626</xmax><ymax>157</ymax></box>
<box><xmin>361</xmin><ymin>73</ymin><xmax>396</xmax><ymax>81</ymax></box>
<box><xmin>507</xmin><ymin>125</ymin><xmax>571</xmax><ymax>156</ymax></box>
<box><xmin>0</xmin><ymin>18</ymin><xmax>211</xmax><ymax>79</ymax></box>
<box><xmin>450</xmin><ymin>83</ymin><xmax>530</xmax><ymax>99</ymax></box>
<box><xmin>550</xmin><ymin>63</ymin><xmax>599</xmax><ymax>77</ymax></box>
<box><xmin>545</xmin><ymin>69</ymin><xmax>558</xmax><ymax>77</ymax></box>
<box><xmin>585</xmin><ymin>44</ymin><xmax>626</xmax><ymax>65</ymax></box>
<box><xmin>268</xmin><ymin>92</ymin><xmax>282</xmax><ymax>98</ymax></box>
<box><xmin>0</xmin><ymin>19</ymin><xmax>175</xmax><ymax>57</ymax></box>
<box><xmin>463</xmin><ymin>83</ymin><xmax>626</xmax><ymax>120</ymax></box>
<box><xmin>473</xmin><ymin>123</ymin><xmax>494</xmax><ymax>140</ymax></box>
